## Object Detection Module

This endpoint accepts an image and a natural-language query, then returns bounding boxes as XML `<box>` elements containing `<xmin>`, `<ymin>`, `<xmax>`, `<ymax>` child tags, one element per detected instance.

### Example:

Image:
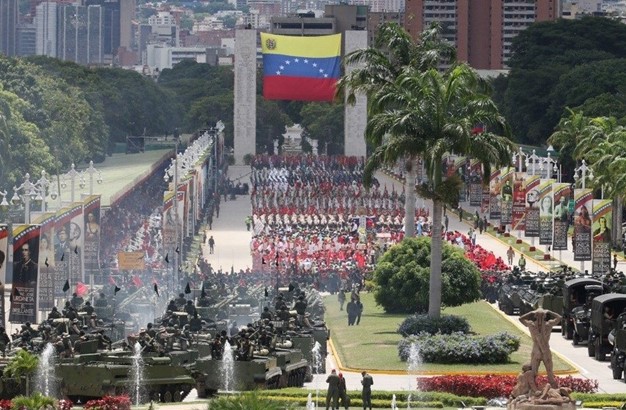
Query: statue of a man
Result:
<box><xmin>519</xmin><ymin>308</ymin><xmax>562</xmax><ymax>388</ymax></box>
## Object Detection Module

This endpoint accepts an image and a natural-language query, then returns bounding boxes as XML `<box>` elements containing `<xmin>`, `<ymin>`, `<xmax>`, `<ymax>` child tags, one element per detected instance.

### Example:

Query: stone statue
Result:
<box><xmin>519</xmin><ymin>308</ymin><xmax>561</xmax><ymax>388</ymax></box>
<box><xmin>508</xmin><ymin>309</ymin><xmax>574</xmax><ymax>410</ymax></box>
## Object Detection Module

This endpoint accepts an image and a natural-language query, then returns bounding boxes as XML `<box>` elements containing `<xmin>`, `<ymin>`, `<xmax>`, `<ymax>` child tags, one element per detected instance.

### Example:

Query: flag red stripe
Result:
<box><xmin>263</xmin><ymin>76</ymin><xmax>337</xmax><ymax>102</ymax></box>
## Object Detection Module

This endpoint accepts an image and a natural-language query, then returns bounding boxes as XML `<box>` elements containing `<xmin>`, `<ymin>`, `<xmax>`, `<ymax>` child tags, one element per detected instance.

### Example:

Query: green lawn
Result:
<box><xmin>325</xmin><ymin>293</ymin><xmax>575</xmax><ymax>374</ymax></box>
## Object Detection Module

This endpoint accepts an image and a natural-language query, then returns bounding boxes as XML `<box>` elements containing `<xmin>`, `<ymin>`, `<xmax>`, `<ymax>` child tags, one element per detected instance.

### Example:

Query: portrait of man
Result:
<box><xmin>14</xmin><ymin>243</ymin><xmax>38</xmax><ymax>285</ymax></box>
<box><xmin>55</xmin><ymin>225</ymin><xmax>70</xmax><ymax>261</ymax></box>
<box><xmin>501</xmin><ymin>180</ymin><xmax>513</xmax><ymax>202</ymax></box>
<box><xmin>554</xmin><ymin>196</ymin><xmax>569</xmax><ymax>222</ymax></box>
<box><xmin>594</xmin><ymin>216</ymin><xmax>611</xmax><ymax>243</ymax></box>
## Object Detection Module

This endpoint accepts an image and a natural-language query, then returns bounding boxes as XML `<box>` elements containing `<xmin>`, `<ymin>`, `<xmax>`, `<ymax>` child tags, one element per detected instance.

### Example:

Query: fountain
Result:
<box><xmin>391</xmin><ymin>394</ymin><xmax>398</xmax><ymax>409</ymax></box>
<box><xmin>36</xmin><ymin>343</ymin><xmax>56</xmax><ymax>397</ymax></box>
<box><xmin>406</xmin><ymin>342</ymin><xmax>422</xmax><ymax>410</ymax></box>
<box><xmin>307</xmin><ymin>392</ymin><xmax>315</xmax><ymax>410</ymax></box>
<box><xmin>221</xmin><ymin>341</ymin><xmax>235</xmax><ymax>392</ymax></box>
<box><xmin>312</xmin><ymin>341</ymin><xmax>323</xmax><ymax>409</ymax></box>
<box><xmin>130</xmin><ymin>342</ymin><xmax>145</xmax><ymax>405</ymax></box>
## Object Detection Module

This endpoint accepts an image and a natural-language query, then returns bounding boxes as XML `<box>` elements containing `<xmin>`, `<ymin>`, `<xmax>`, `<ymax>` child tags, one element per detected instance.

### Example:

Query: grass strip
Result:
<box><xmin>324</xmin><ymin>294</ymin><xmax>574</xmax><ymax>373</ymax></box>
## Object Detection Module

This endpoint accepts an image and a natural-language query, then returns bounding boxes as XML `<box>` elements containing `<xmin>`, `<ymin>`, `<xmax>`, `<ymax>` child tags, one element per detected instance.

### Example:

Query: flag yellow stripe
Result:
<box><xmin>261</xmin><ymin>33</ymin><xmax>341</xmax><ymax>58</ymax></box>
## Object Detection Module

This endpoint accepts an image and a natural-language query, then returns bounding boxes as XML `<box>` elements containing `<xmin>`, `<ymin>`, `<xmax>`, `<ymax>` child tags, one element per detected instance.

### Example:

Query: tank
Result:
<box><xmin>56</xmin><ymin>349</ymin><xmax>198</xmax><ymax>403</ymax></box>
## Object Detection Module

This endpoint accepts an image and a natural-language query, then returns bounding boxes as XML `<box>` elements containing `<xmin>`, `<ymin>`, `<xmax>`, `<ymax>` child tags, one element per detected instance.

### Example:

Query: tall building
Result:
<box><xmin>58</xmin><ymin>4</ymin><xmax>104</xmax><ymax>65</ymax></box>
<box><xmin>0</xmin><ymin>0</ymin><xmax>18</xmax><ymax>56</ymax></box>
<box><xmin>404</xmin><ymin>0</ymin><xmax>560</xmax><ymax>69</ymax></box>
<box><xmin>85</xmin><ymin>0</ymin><xmax>120</xmax><ymax>57</ymax></box>
<box><xmin>36</xmin><ymin>1</ymin><xmax>58</xmax><ymax>57</ymax></box>
<box><xmin>17</xmin><ymin>24</ymin><xmax>37</xmax><ymax>56</ymax></box>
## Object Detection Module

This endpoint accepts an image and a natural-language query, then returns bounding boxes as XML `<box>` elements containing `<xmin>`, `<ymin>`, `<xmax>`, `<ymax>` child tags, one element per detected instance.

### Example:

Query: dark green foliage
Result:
<box><xmin>398</xmin><ymin>332</ymin><xmax>520</xmax><ymax>364</ymax></box>
<box><xmin>398</xmin><ymin>314</ymin><xmax>470</xmax><ymax>336</ymax></box>
<box><xmin>208</xmin><ymin>391</ymin><xmax>296</xmax><ymax>409</ymax></box>
<box><xmin>499</xmin><ymin>17</ymin><xmax>626</xmax><ymax>144</ymax></box>
<box><xmin>372</xmin><ymin>237</ymin><xmax>482</xmax><ymax>313</ymax></box>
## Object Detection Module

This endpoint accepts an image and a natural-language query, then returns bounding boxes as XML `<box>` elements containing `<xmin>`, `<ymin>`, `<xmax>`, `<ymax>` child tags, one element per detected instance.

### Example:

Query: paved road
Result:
<box><xmin>196</xmin><ymin>166</ymin><xmax>624</xmax><ymax>394</ymax></box>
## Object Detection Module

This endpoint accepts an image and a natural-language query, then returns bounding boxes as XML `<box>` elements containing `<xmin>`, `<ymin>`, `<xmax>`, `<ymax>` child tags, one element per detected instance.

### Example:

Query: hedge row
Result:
<box><xmin>263</xmin><ymin>396</ymin><xmax>444</xmax><ymax>408</ymax></box>
<box><xmin>398</xmin><ymin>314</ymin><xmax>470</xmax><ymax>336</ymax></box>
<box><xmin>398</xmin><ymin>331</ymin><xmax>520</xmax><ymax>364</ymax></box>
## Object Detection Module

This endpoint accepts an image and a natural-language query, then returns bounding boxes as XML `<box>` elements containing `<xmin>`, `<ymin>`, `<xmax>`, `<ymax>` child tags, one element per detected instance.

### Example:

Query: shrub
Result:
<box><xmin>373</xmin><ymin>237</ymin><xmax>482</xmax><ymax>313</ymax></box>
<box><xmin>417</xmin><ymin>374</ymin><xmax>599</xmax><ymax>398</ymax></box>
<box><xmin>398</xmin><ymin>314</ymin><xmax>470</xmax><ymax>336</ymax></box>
<box><xmin>83</xmin><ymin>396</ymin><xmax>131</xmax><ymax>410</ymax></box>
<box><xmin>398</xmin><ymin>332</ymin><xmax>520</xmax><ymax>364</ymax></box>
<box><xmin>0</xmin><ymin>400</ymin><xmax>10</xmax><ymax>410</ymax></box>
<box><xmin>209</xmin><ymin>391</ymin><xmax>296</xmax><ymax>409</ymax></box>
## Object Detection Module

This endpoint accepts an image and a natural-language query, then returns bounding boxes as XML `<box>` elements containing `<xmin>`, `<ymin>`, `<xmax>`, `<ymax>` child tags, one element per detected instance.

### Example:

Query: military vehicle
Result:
<box><xmin>561</xmin><ymin>278</ymin><xmax>607</xmax><ymax>340</ymax></box>
<box><xmin>588</xmin><ymin>293</ymin><xmax>626</xmax><ymax>361</ymax></box>
<box><xmin>498</xmin><ymin>279</ymin><xmax>535</xmax><ymax>315</ymax></box>
<box><xmin>56</xmin><ymin>345</ymin><xmax>197</xmax><ymax>403</ymax></box>
<box><xmin>608</xmin><ymin>311</ymin><xmax>626</xmax><ymax>380</ymax></box>
<box><xmin>194</xmin><ymin>345</ymin><xmax>308</xmax><ymax>397</ymax></box>
<box><xmin>571</xmin><ymin>285</ymin><xmax>603</xmax><ymax>346</ymax></box>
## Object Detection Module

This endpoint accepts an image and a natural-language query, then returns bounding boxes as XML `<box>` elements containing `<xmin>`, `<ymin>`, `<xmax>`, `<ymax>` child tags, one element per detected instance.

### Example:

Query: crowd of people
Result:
<box><xmin>248</xmin><ymin>155</ymin><xmax>433</xmax><ymax>291</ymax></box>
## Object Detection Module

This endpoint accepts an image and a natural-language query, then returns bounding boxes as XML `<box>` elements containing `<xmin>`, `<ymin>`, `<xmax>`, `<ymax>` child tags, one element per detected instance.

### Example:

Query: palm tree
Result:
<box><xmin>338</xmin><ymin>22</ymin><xmax>456</xmax><ymax>237</ymax></box>
<box><xmin>4</xmin><ymin>349</ymin><xmax>39</xmax><ymax>396</ymax></box>
<box><xmin>363</xmin><ymin>64</ymin><xmax>513</xmax><ymax>318</ymax></box>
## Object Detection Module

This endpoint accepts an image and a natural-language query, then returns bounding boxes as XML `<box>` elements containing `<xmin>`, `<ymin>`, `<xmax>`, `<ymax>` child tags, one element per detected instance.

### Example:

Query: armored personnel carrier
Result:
<box><xmin>56</xmin><ymin>344</ymin><xmax>197</xmax><ymax>403</ymax></box>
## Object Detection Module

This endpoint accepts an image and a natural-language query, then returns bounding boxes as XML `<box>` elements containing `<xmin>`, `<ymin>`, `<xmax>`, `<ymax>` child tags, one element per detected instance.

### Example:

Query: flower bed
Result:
<box><xmin>416</xmin><ymin>374</ymin><xmax>599</xmax><ymax>398</ymax></box>
<box><xmin>398</xmin><ymin>332</ymin><xmax>520</xmax><ymax>364</ymax></box>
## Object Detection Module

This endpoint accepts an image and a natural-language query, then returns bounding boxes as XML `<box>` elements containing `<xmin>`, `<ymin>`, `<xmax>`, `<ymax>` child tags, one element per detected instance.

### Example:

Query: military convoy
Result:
<box><xmin>0</xmin><ymin>283</ymin><xmax>329</xmax><ymax>403</ymax></box>
<box><xmin>497</xmin><ymin>270</ymin><xmax>626</xmax><ymax>383</ymax></box>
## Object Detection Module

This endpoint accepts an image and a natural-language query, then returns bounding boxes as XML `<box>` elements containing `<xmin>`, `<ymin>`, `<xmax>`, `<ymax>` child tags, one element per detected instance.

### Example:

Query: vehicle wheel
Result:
<box><xmin>162</xmin><ymin>389</ymin><xmax>173</xmax><ymax>403</ymax></box>
<box><xmin>565</xmin><ymin>322</ymin><xmax>574</xmax><ymax>340</ymax></box>
<box><xmin>573</xmin><ymin>333</ymin><xmax>579</xmax><ymax>346</ymax></box>
<box><xmin>612</xmin><ymin>356</ymin><xmax>623</xmax><ymax>379</ymax></box>
<box><xmin>587</xmin><ymin>338</ymin><xmax>595</xmax><ymax>357</ymax></box>
<box><xmin>172</xmin><ymin>389</ymin><xmax>182</xmax><ymax>402</ymax></box>
<box><xmin>595</xmin><ymin>339</ymin><xmax>603</xmax><ymax>361</ymax></box>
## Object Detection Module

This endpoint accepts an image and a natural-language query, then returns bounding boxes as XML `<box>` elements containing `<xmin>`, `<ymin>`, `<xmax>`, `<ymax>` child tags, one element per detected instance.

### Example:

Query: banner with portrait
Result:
<box><xmin>69</xmin><ymin>203</ymin><xmax>84</xmax><ymax>283</ymax></box>
<box><xmin>524</xmin><ymin>175</ymin><xmax>541</xmax><ymax>237</ymax></box>
<box><xmin>178</xmin><ymin>180</ymin><xmax>191</xmax><ymax>238</ymax></box>
<box><xmin>488</xmin><ymin>169</ymin><xmax>502</xmax><ymax>220</ymax></box>
<box><xmin>499</xmin><ymin>167</ymin><xmax>515</xmax><ymax>225</ymax></box>
<box><xmin>592</xmin><ymin>199</ymin><xmax>612</xmax><ymax>275</ymax></box>
<box><xmin>162</xmin><ymin>190</ymin><xmax>185</xmax><ymax>253</ymax></box>
<box><xmin>10</xmin><ymin>224</ymin><xmax>40</xmax><ymax>323</ymax></box>
<box><xmin>537</xmin><ymin>179</ymin><xmax>555</xmax><ymax>245</ymax></box>
<box><xmin>0</xmin><ymin>225</ymin><xmax>7</xmax><ymax>328</ymax></box>
<box><xmin>512</xmin><ymin>172</ymin><xmax>527</xmax><ymax>231</ymax></box>
<box><xmin>33</xmin><ymin>213</ymin><xmax>56</xmax><ymax>310</ymax></box>
<box><xmin>552</xmin><ymin>183</ymin><xmax>572</xmax><ymax>251</ymax></box>
<box><xmin>468</xmin><ymin>160</ymin><xmax>483</xmax><ymax>206</ymax></box>
<box><xmin>573</xmin><ymin>189</ymin><xmax>593</xmax><ymax>261</ymax></box>
<box><xmin>83</xmin><ymin>195</ymin><xmax>101</xmax><ymax>282</ymax></box>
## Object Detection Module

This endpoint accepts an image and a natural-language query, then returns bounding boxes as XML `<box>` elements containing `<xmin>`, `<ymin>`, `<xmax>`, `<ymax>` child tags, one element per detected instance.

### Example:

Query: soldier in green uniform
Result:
<box><xmin>326</xmin><ymin>369</ymin><xmax>340</xmax><ymax>410</ymax></box>
<box><xmin>361</xmin><ymin>371</ymin><xmax>373</xmax><ymax>410</ymax></box>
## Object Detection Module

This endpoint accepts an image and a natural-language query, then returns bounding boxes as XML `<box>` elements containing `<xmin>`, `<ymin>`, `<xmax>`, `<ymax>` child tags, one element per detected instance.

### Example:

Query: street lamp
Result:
<box><xmin>574</xmin><ymin>159</ymin><xmax>593</xmax><ymax>273</ymax></box>
<box><xmin>0</xmin><ymin>191</ymin><xmax>8</xmax><ymax>209</ymax></box>
<box><xmin>81</xmin><ymin>161</ymin><xmax>103</xmax><ymax>196</ymax></box>
<box><xmin>512</xmin><ymin>147</ymin><xmax>526</xmax><ymax>173</ymax></box>
<box><xmin>33</xmin><ymin>170</ymin><xmax>56</xmax><ymax>212</ymax></box>
<box><xmin>11</xmin><ymin>173</ymin><xmax>44</xmax><ymax>224</ymax></box>
<box><xmin>540</xmin><ymin>152</ymin><xmax>558</xmax><ymax>180</ymax></box>
<box><xmin>60</xmin><ymin>163</ymin><xmax>84</xmax><ymax>203</ymax></box>
<box><xmin>525</xmin><ymin>149</ymin><xmax>541</xmax><ymax>176</ymax></box>
<box><xmin>574</xmin><ymin>159</ymin><xmax>593</xmax><ymax>190</ymax></box>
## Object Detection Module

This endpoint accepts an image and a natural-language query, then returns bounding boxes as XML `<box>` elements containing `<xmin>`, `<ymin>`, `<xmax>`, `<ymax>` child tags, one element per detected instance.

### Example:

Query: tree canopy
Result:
<box><xmin>495</xmin><ymin>17</ymin><xmax>626</xmax><ymax>145</ymax></box>
<box><xmin>373</xmin><ymin>237</ymin><xmax>482</xmax><ymax>314</ymax></box>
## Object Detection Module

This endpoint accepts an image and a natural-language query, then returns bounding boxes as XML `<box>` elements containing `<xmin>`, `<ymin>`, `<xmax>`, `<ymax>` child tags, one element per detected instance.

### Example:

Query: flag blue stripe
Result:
<box><xmin>263</xmin><ymin>54</ymin><xmax>340</xmax><ymax>79</ymax></box>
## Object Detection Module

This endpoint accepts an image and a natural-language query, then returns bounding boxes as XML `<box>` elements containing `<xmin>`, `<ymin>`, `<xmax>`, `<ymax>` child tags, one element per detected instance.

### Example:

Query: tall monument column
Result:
<box><xmin>234</xmin><ymin>29</ymin><xmax>257</xmax><ymax>165</ymax></box>
<box><xmin>343</xmin><ymin>30</ymin><xmax>368</xmax><ymax>158</ymax></box>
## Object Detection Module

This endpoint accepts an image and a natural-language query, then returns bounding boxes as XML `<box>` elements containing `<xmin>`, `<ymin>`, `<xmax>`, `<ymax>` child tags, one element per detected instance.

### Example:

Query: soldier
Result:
<box><xmin>48</xmin><ymin>307</ymin><xmax>62</xmax><ymax>320</ymax></box>
<box><xmin>294</xmin><ymin>295</ymin><xmax>308</xmax><ymax>326</ymax></box>
<box><xmin>189</xmin><ymin>313</ymin><xmax>202</xmax><ymax>332</ymax></box>
<box><xmin>94</xmin><ymin>292</ymin><xmax>108</xmax><ymax>307</ymax></box>
<box><xmin>198</xmin><ymin>293</ymin><xmax>212</xmax><ymax>307</ymax></box>
<box><xmin>260</xmin><ymin>306</ymin><xmax>273</xmax><ymax>320</ymax></box>
<box><xmin>184</xmin><ymin>300</ymin><xmax>197</xmax><ymax>316</ymax></box>
<box><xmin>326</xmin><ymin>369</ymin><xmax>340</xmax><ymax>410</ymax></box>
<box><xmin>175</xmin><ymin>293</ymin><xmax>187</xmax><ymax>309</ymax></box>
<box><xmin>361</xmin><ymin>371</ymin><xmax>374</xmax><ymax>410</ymax></box>
<box><xmin>0</xmin><ymin>327</ymin><xmax>9</xmax><ymax>357</ymax></box>
<box><xmin>81</xmin><ymin>301</ymin><xmax>95</xmax><ymax>316</ymax></box>
<box><xmin>70</xmin><ymin>292</ymin><xmax>84</xmax><ymax>309</ymax></box>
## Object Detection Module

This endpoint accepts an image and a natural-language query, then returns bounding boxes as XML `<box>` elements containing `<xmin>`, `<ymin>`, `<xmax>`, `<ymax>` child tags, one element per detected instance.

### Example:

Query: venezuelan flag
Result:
<box><xmin>261</xmin><ymin>33</ymin><xmax>341</xmax><ymax>102</ymax></box>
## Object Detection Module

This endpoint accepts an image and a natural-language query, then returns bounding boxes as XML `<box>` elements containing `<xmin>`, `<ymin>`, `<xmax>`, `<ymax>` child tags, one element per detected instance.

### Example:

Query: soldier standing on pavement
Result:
<box><xmin>361</xmin><ymin>371</ymin><xmax>374</xmax><ymax>410</ymax></box>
